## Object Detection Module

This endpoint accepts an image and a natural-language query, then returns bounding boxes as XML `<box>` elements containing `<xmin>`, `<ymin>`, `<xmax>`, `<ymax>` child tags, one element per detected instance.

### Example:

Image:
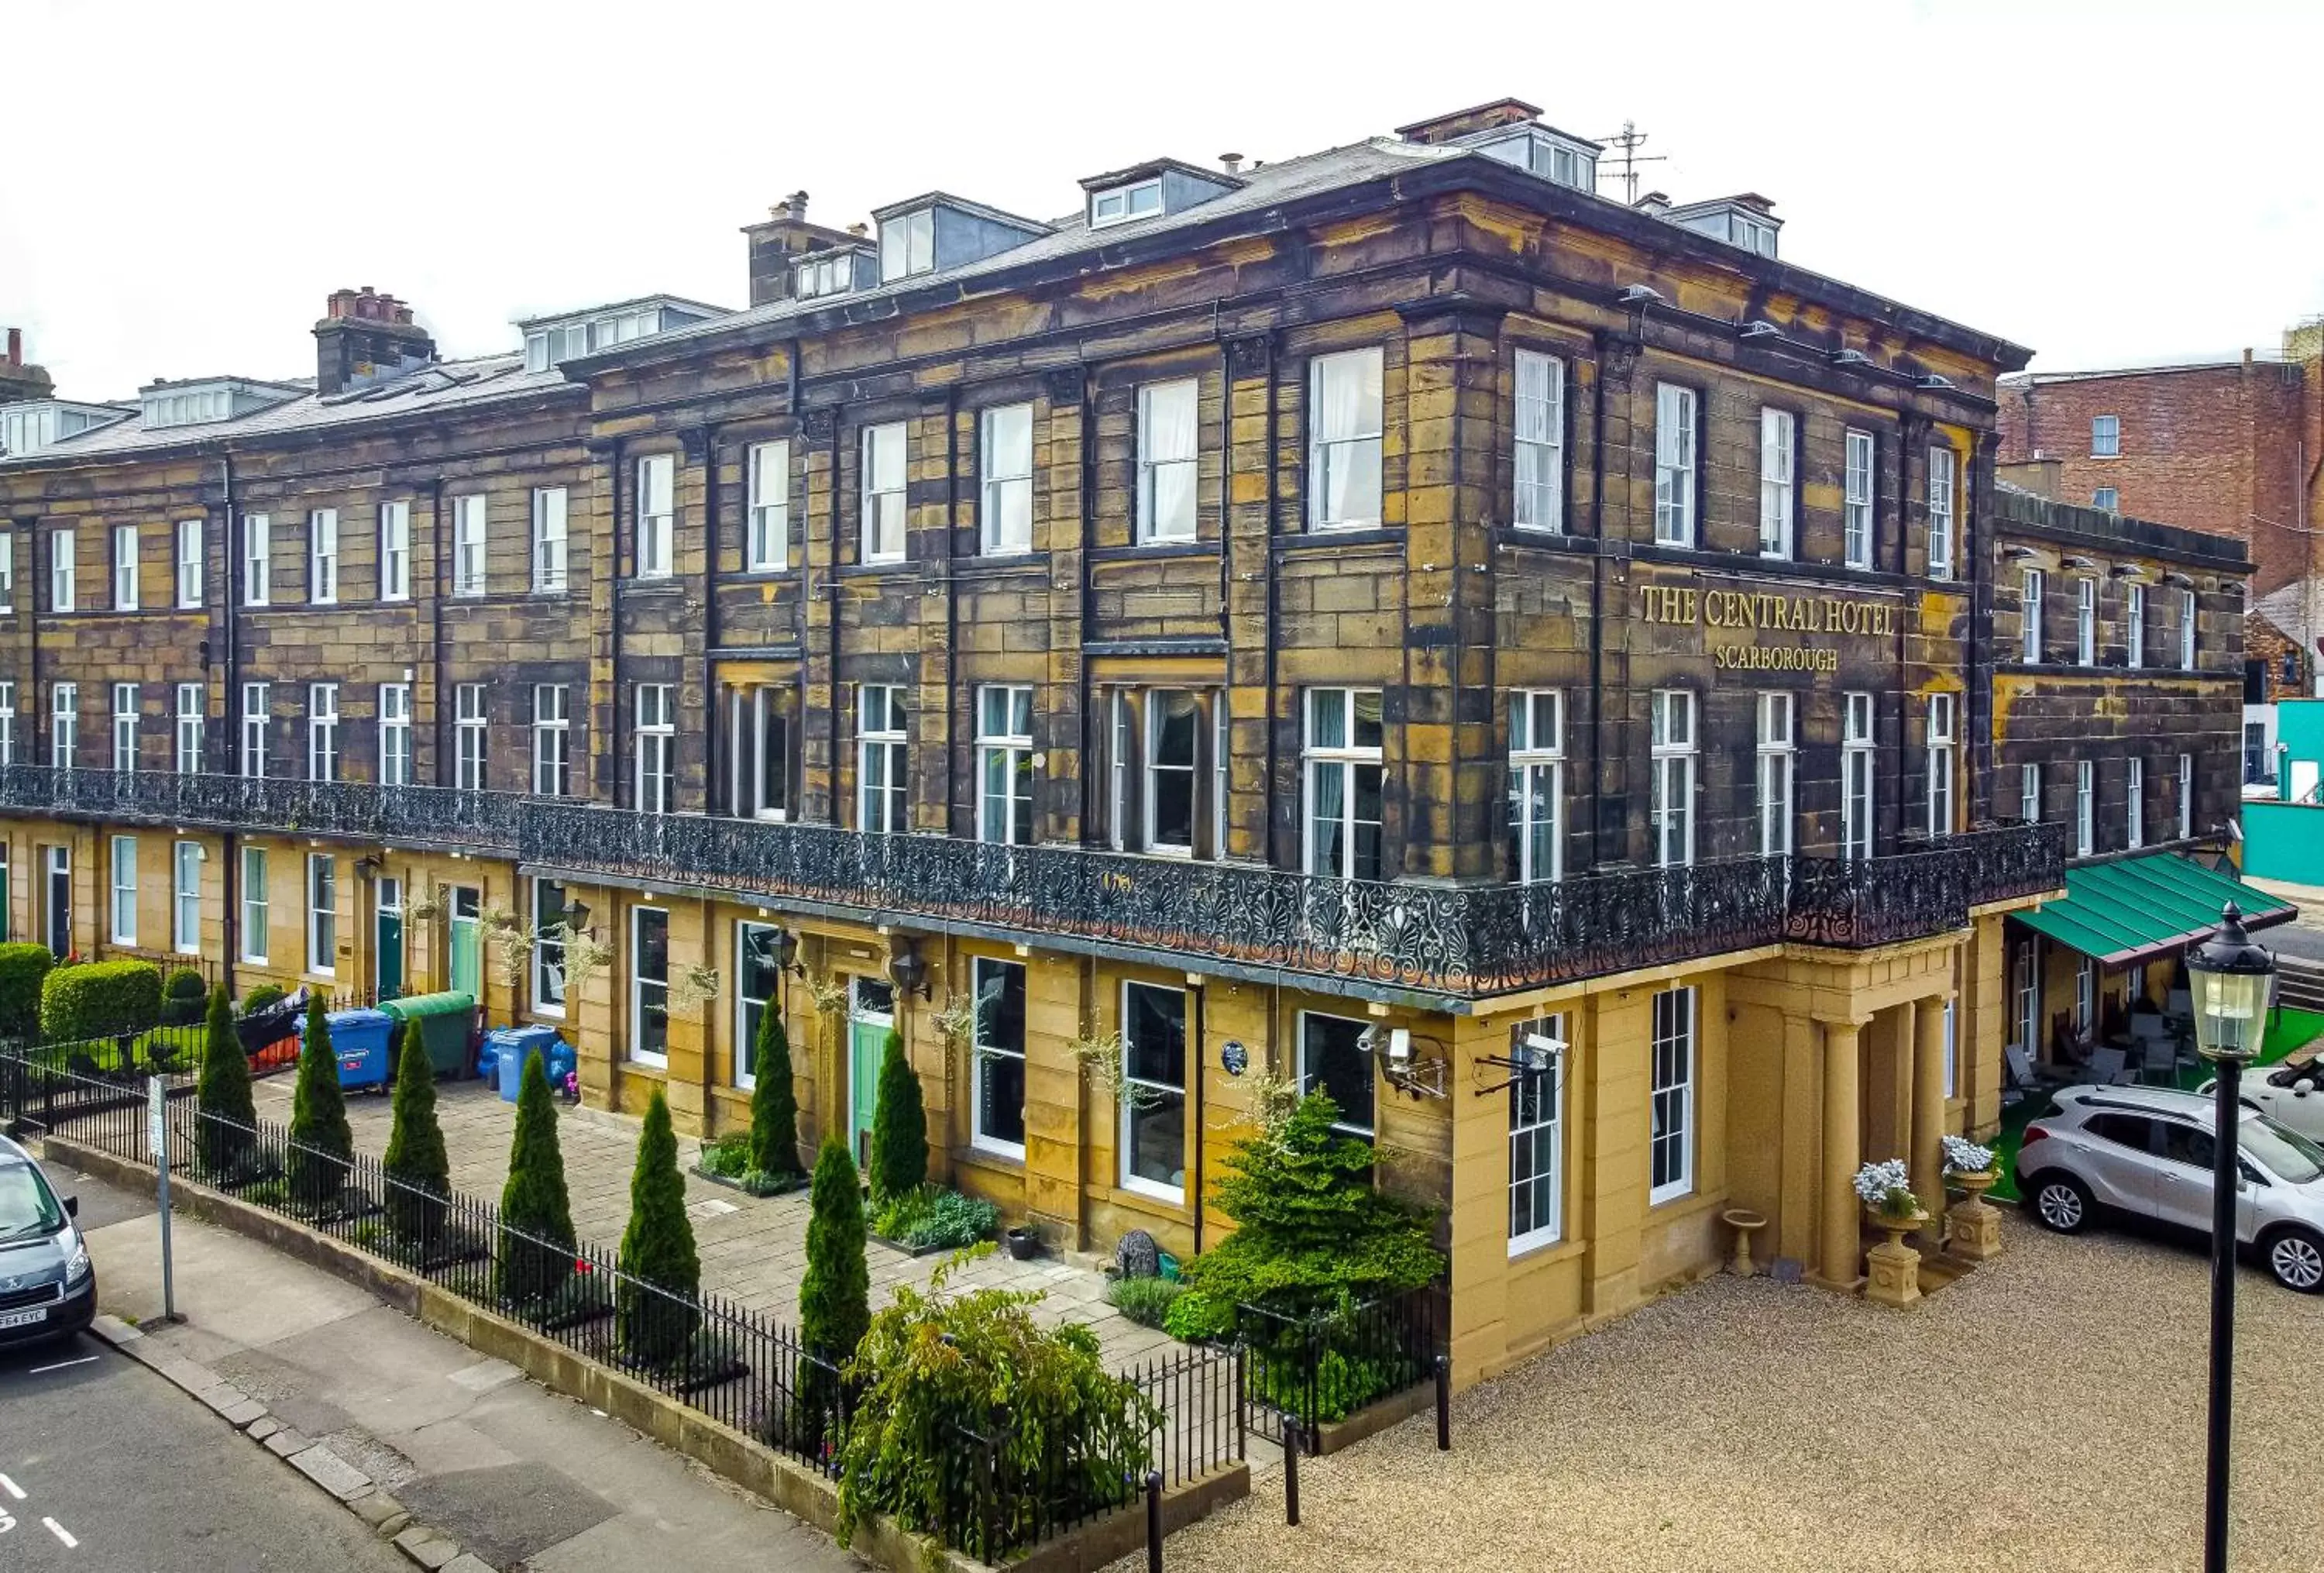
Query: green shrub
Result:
<box><xmin>700</xmin><ymin>1130</ymin><xmax>752</xmax><ymax>1178</ymax></box>
<box><xmin>1105</xmin><ymin>1275</ymin><xmax>1182</xmax><ymax>1330</ymax></box>
<box><xmin>1252</xmin><ymin>1345</ymin><xmax>1400</xmax><ymax>1425</ymax></box>
<box><xmin>383</xmin><ymin>1019</ymin><xmax>449</xmax><ymax>1244</ymax></box>
<box><xmin>834</xmin><ymin>1258</ymin><xmax>1160</xmax><ymax>1558</ymax></box>
<box><xmin>748</xmin><ymin>1010</ymin><xmax>802</xmax><ymax>1179</ymax></box>
<box><xmin>0</xmin><ymin>944</ymin><xmax>55</xmax><ymax>1040</ymax></box>
<box><xmin>616</xmin><ymin>1089</ymin><xmax>700</xmax><ymax>1368</ymax></box>
<box><xmin>161</xmin><ymin>969</ymin><xmax>208</xmax><ymax>1026</ymax></box>
<box><xmin>241</xmin><ymin>983</ymin><xmax>287</xmax><ymax>1014</ymax></box>
<box><xmin>1161</xmin><ymin>1288</ymin><xmax>1235</xmax><ymax>1343</ymax></box>
<box><xmin>194</xmin><ymin>986</ymin><xmax>256</xmax><ymax>1176</ymax></box>
<box><xmin>866</xmin><ymin>1028</ymin><xmax>926</xmax><ymax>1204</ymax></box>
<box><xmin>872</xmin><ymin>1185</ymin><xmax>998</xmax><ymax>1251</ymax></box>
<box><xmin>798</xmin><ymin>1137</ymin><xmax>868</xmax><ymax>1442</ymax></box>
<box><xmin>1174</xmin><ymin>1092</ymin><xmax>1443</xmax><ymax>1327</ymax></box>
<box><xmin>40</xmin><ymin>959</ymin><xmax>163</xmax><ymax>1041</ymax></box>
<box><xmin>497</xmin><ymin>1052</ymin><xmax>576</xmax><ymax>1306</ymax></box>
<box><xmin>287</xmin><ymin>996</ymin><xmax>352</xmax><ymax>1210</ymax></box>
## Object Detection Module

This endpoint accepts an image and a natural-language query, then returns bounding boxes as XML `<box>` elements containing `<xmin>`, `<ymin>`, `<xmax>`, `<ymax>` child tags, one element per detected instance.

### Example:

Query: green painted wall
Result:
<box><xmin>2243</xmin><ymin>800</ymin><xmax>2324</xmax><ymax>885</ymax></box>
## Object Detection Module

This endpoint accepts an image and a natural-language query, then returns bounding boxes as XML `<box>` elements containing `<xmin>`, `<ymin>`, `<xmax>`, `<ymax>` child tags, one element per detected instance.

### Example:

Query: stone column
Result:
<box><xmin>1820</xmin><ymin>1017</ymin><xmax>1863</xmax><ymax>1289</ymax></box>
<box><xmin>1913</xmin><ymin>993</ymin><xmax>1950</xmax><ymax>1226</ymax></box>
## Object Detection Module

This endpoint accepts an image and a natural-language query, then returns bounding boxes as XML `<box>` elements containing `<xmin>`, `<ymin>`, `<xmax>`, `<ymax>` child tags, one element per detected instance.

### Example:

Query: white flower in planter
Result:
<box><xmin>1941</xmin><ymin>1134</ymin><xmax>1997</xmax><ymax>1176</ymax></box>
<box><xmin>1851</xmin><ymin>1158</ymin><xmax>1917</xmax><ymax>1215</ymax></box>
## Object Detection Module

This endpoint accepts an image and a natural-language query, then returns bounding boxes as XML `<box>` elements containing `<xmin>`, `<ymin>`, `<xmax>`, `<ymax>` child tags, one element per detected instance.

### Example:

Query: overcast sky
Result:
<box><xmin>8</xmin><ymin>0</ymin><xmax>2320</xmax><ymax>400</ymax></box>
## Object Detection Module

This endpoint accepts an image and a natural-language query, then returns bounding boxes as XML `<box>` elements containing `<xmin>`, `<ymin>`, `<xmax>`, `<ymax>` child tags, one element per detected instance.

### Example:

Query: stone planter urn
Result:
<box><xmin>1946</xmin><ymin>1169</ymin><xmax>2004</xmax><ymax>1262</ymax></box>
<box><xmin>1864</xmin><ymin>1204</ymin><xmax>1930</xmax><ymax>1308</ymax></box>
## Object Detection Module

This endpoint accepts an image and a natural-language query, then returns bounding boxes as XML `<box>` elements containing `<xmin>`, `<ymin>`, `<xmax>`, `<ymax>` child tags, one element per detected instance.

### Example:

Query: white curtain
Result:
<box><xmin>1311</xmin><ymin>349</ymin><xmax>1382</xmax><ymax>526</ymax></box>
<box><xmin>1141</xmin><ymin>380</ymin><xmax>1198</xmax><ymax>538</ymax></box>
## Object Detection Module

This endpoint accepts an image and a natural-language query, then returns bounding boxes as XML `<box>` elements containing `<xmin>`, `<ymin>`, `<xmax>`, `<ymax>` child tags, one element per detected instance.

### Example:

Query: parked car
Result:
<box><xmin>2195</xmin><ymin>1060</ymin><xmax>2324</xmax><ymax>1143</ymax></box>
<box><xmin>2016</xmin><ymin>1083</ymin><xmax>2324</xmax><ymax>1292</ymax></box>
<box><xmin>0</xmin><ymin>1132</ymin><xmax>96</xmax><ymax>1348</ymax></box>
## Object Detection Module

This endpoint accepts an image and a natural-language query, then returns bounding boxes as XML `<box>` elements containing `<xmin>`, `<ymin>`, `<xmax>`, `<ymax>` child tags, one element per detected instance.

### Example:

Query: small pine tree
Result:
<box><xmin>287</xmin><ymin>995</ymin><xmax>353</xmax><ymax>1210</ymax></box>
<box><xmin>617</xmin><ymin>1087</ymin><xmax>701</xmax><ymax>1368</ymax></box>
<box><xmin>194</xmin><ymin>985</ymin><xmax>255</xmax><ymax>1177</ymax></box>
<box><xmin>866</xmin><ymin>1029</ymin><xmax>926</xmax><ymax>1203</ymax></box>
<box><xmin>799</xmin><ymin>1135</ymin><xmax>869</xmax><ymax>1438</ymax></box>
<box><xmin>497</xmin><ymin>1051</ymin><xmax>578</xmax><ymax>1307</ymax></box>
<box><xmin>749</xmin><ymin>1010</ymin><xmax>801</xmax><ymax>1179</ymax></box>
<box><xmin>382</xmin><ymin>1019</ymin><xmax>449</xmax><ymax>1247</ymax></box>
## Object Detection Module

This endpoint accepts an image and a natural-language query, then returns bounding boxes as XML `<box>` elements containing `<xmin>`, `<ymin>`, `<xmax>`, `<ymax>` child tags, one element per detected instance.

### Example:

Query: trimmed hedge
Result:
<box><xmin>0</xmin><ymin>944</ymin><xmax>55</xmax><ymax>1040</ymax></box>
<box><xmin>40</xmin><ymin>959</ymin><xmax>163</xmax><ymax>1041</ymax></box>
<box><xmin>162</xmin><ymin>967</ymin><xmax>208</xmax><ymax>1026</ymax></box>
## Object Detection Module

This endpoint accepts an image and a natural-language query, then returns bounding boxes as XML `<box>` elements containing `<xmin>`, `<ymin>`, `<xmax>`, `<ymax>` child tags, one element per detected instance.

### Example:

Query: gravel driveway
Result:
<box><xmin>1133</xmin><ymin>1213</ymin><xmax>2322</xmax><ymax>1572</ymax></box>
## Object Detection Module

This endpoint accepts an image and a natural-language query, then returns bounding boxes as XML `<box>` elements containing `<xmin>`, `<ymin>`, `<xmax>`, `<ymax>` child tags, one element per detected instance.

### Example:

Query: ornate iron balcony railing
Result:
<box><xmin>0</xmin><ymin>766</ymin><xmax>2065</xmax><ymax>998</ymax></box>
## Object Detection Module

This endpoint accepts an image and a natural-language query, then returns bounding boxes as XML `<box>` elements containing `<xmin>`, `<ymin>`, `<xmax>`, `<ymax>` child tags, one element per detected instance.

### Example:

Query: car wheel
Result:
<box><xmin>2029</xmin><ymin>1173</ymin><xmax>2091</xmax><ymax>1234</ymax></box>
<box><xmin>2264</xmin><ymin>1228</ymin><xmax>2324</xmax><ymax>1293</ymax></box>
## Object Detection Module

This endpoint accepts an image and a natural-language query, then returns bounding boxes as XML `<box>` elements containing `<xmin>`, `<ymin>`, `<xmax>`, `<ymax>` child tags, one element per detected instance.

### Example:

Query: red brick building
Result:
<box><xmin>1996</xmin><ymin>330</ymin><xmax>2323</xmax><ymax>597</ymax></box>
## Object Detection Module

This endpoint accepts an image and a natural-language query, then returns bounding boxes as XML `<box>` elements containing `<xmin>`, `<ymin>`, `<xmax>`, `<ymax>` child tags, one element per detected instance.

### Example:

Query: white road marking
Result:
<box><xmin>27</xmin><ymin>1356</ymin><xmax>97</xmax><ymax>1375</ymax></box>
<box><xmin>43</xmin><ymin>1516</ymin><xmax>76</xmax><ymax>1547</ymax></box>
<box><xmin>0</xmin><ymin>1473</ymin><xmax>22</xmax><ymax>1499</ymax></box>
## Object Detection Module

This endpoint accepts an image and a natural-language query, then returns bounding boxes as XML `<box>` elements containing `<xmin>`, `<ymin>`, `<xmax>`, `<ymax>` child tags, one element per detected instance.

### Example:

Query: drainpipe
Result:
<box><xmin>700</xmin><ymin>423</ymin><xmax>720</xmax><ymax>813</ymax></box>
<box><xmin>1189</xmin><ymin>975</ymin><xmax>1207</xmax><ymax>1255</ymax></box>
<box><xmin>220</xmin><ymin>450</ymin><xmax>240</xmax><ymax>1001</ymax></box>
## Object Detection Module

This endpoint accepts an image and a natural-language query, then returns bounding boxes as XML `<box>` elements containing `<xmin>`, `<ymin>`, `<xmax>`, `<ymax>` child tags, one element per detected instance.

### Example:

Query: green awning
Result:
<box><xmin>2012</xmin><ymin>852</ymin><xmax>2298</xmax><ymax>969</ymax></box>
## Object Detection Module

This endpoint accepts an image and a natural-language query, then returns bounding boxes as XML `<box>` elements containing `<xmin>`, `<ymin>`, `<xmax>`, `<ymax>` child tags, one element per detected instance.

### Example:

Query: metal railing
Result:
<box><xmin>0</xmin><ymin>765</ymin><xmax>2068</xmax><ymax>997</ymax></box>
<box><xmin>1</xmin><ymin>1049</ymin><xmax>1245</xmax><ymax>1561</ymax></box>
<box><xmin>1238</xmin><ymin>1285</ymin><xmax>1444</xmax><ymax>1456</ymax></box>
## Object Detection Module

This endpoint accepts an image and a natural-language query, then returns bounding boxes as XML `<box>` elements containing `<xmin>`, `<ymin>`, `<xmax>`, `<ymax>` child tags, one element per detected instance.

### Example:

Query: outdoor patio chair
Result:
<box><xmin>2003</xmin><ymin>1043</ymin><xmax>2038</xmax><ymax>1103</ymax></box>
<box><xmin>2139</xmin><ymin>1034</ymin><xmax>2178</xmax><ymax>1083</ymax></box>
<box><xmin>2087</xmin><ymin>1046</ymin><xmax>2137</xmax><ymax>1086</ymax></box>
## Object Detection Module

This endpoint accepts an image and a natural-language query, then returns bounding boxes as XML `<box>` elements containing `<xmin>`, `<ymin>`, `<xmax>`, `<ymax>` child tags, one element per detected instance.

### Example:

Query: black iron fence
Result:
<box><xmin>1238</xmin><ymin>1285</ymin><xmax>1445</xmax><ymax>1456</ymax></box>
<box><xmin>1</xmin><ymin>1051</ymin><xmax>1245</xmax><ymax>1561</ymax></box>
<box><xmin>0</xmin><ymin>763</ymin><xmax>2069</xmax><ymax>999</ymax></box>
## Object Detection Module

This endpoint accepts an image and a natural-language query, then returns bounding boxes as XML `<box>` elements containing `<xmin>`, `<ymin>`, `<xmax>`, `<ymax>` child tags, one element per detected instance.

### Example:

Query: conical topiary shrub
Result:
<box><xmin>749</xmin><ymin>1010</ymin><xmax>802</xmax><ymax>1181</ymax></box>
<box><xmin>194</xmin><ymin>985</ymin><xmax>256</xmax><ymax>1177</ymax></box>
<box><xmin>866</xmin><ymin>1029</ymin><xmax>925</xmax><ymax>1204</ymax></box>
<box><xmin>799</xmin><ymin>1135</ymin><xmax>869</xmax><ymax>1441</ymax></box>
<box><xmin>497</xmin><ymin>1051</ymin><xmax>578</xmax><ymax>1308</ymax></box>
<box><xmin>287</xmin><ymin>995</ymin><xmax>352</xmax><ymax>1210</ymax></box>
<box><xmin>382</xmin><ymin>1018</ymin><xmax>449</xmax><ymax>1247</ymax></box>
<box><xmin>617</xmin><ymin>1087</ymin><xmax>701</xmax><ymax>1368</ymax></box>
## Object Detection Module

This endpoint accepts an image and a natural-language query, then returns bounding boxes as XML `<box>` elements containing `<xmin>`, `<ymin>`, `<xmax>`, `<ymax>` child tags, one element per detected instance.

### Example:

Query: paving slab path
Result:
<box><xmin>251</xmin><ymin>1075</ymin><xmax>1180</xmax><ymax>1374</ymax></box>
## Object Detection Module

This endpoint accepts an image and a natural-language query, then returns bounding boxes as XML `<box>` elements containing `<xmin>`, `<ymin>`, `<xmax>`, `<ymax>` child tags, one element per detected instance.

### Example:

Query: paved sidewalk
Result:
<box><xmin>72</xmin><ymin>1169</ymin><xmax>865</xmax><ymax>1573</ymax></box>
<box><xmin>249</xmin><ymin>1075</ymin><xmax>1177</xmax><ymax>1372</ymax></box>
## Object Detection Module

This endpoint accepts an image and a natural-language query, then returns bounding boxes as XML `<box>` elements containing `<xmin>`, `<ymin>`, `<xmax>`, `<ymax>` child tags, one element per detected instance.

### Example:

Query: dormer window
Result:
<box><xmin>137</xmin><ymin>377</ymin><xmax>303</xmax><ymax>430</ymax></box>
<box><xmin>1663</xmin><ymin>197</ymin><xmax>1783</xmax><ymax>260</ymax></box>
<box><xmin>518</xmin><ymin>297</ymin><xmax>727</xmax><ymax>372</ymax></box>
<box><xmin>795</xmin><ymin>251</ymin><xmax>863</xmax><ymax>300</ymax></box>
<box><xmin>1468</xmin><ymin>126</ymin><xmax>1600</xmax><ymax>194</ymax></box>
<box><xmin>880</xmin><ymin>208</ymin><xmax>936</xmax><ymax>283</ymax></box>
<box><xmin>1090</xmin><ymin>177</ymin><xmax>1163</xmax><ymax>229</ymax></box>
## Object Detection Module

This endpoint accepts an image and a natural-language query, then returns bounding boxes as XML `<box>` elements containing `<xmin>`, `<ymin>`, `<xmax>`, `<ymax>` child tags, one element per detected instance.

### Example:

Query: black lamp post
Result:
<box><xmin>2187</xmin><ymin>900</ymin><xmax>2276</xmax><ymax>1573</ymax></box>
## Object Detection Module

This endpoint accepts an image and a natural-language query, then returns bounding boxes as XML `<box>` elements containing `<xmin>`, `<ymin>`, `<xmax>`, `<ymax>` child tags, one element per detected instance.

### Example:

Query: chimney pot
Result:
<box><xmin>1220</xmin><ymin>152</ymin><xmax>1243</xmax><ymax>174</ymax></box>
<box><xmin>785</xmin><ymin>189</ymin><xmax>810</xmax><ymax>220</ymax></box>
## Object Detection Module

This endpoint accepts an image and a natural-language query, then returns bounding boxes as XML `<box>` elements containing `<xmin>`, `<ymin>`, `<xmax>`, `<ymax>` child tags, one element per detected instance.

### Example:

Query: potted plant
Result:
<box><xmin>1852</xmin><ymin>1158</ymin><xmax>1927</xmax><ymax>1308</ymax></box>
<box><xmin>1854</xmin><ymin>1158</ymin><xmax>1922</xmax><ymax>1231</ymax></box>
<box><xmin>1941</xmin><ymin>1134</ymin><xmax>2006</xmax><ymax>1262</ymax></box>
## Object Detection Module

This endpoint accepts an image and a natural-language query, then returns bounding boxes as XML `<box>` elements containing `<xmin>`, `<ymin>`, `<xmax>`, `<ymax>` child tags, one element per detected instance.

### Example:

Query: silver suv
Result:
<box><xmin>2016</xmin><ymin>1083</ymin><xmax>2324</xmax><ymax>1293</ymax></box>
<box><xmin>0</xmin><ymin>1133</ymin><xmax>95</xmax><ymax>1348</ymax></box>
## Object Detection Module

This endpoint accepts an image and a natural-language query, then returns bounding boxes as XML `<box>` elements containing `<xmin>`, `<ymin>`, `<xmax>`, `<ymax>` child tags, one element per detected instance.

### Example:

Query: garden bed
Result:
<box><xmin>691</xmin><ymin>1162</ymin><xmax>806</xmax><ymax>1199</ymax></box>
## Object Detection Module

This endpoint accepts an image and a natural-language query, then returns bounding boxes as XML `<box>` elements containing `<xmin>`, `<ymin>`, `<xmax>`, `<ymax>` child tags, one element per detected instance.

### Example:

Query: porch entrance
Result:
<box><xmin>376</xmin><ymin>876</ymin><xmax>405</xmax><ymax>999</ymax></box>
<box><xmin>448</xmin><ymin>885</ymin><xmax>482</xmax><ymax>997</ymax></box>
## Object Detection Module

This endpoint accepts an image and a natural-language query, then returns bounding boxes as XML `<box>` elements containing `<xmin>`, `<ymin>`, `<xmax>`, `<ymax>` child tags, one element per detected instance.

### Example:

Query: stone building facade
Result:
<box><xmin>0</xmin><ymin>98</ymin><xmax>2250</xmax><ymax>1383</ymax></box>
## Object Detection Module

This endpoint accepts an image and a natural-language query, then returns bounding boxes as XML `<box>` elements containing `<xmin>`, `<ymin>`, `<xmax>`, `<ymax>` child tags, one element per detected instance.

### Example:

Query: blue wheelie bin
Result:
<box><xmin>311</xmin><ymin>1007</ymin><xmax>396</xmax><ymax>1093</ymax></box>
<box><xmin>485</xmin><ymin>1024</ymin><xmax>570</xmax><ymax>1101</ymax></box>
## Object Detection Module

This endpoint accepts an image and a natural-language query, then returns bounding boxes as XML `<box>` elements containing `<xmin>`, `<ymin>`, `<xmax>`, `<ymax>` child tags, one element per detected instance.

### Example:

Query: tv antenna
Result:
<box><xmin>1593</xmin><ymin>121</ymin><xmax>1666</xmax><ymax>205</ymax></box>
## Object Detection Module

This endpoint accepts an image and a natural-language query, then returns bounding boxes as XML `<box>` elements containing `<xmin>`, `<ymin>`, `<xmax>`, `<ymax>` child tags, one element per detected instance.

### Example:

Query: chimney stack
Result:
<box><xmin>313</xmin><ymin>287</ymin><xmax>435</xmax><ymax>396</ymax></box>
<box><xmin>0</xmin><ymin>326</ymin><xmax>55</xmax><ymax>404</ymax></box>
<box><xmin>742</xmin><ymin>191</ymin><xmax>871</xmax><ymax>305</ymax></box>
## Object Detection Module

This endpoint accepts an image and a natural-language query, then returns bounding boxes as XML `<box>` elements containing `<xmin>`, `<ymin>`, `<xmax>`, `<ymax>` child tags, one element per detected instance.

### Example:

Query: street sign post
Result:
<box><xmin>146</xmin><ymin>1077</ymin><xmax>177</xmax><ymax>1323</ymax></box>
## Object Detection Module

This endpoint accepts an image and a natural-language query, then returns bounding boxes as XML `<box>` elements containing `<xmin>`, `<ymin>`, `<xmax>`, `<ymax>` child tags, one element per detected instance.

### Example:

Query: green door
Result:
<box><xmin>848</xmin><ymin>978</ymin><xmax>896</xmax><ymax>1166</ymax></box>
<box><xmin>449</xmin><ymin>886</ymin><xmax>482</xmax><ymax>999</ymax></box>
<box><xmin>376</xmin><ymin>877</ymin><xmax>404</xmax><ymax>1000</ymax></box>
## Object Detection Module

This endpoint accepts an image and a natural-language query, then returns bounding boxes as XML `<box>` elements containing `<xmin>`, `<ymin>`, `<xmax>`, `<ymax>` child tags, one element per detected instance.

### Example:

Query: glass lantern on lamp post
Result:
<box><xmin>2187</xmin><ymin>900</ymin><xmax>2276</xmax><ymax>1573</ymax></box>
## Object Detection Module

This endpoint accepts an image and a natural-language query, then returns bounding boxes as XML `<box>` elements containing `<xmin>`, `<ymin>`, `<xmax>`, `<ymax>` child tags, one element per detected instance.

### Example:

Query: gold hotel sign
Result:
<box><xmin>1638</xmin><ymin>586</ymin><xmax>1901</xmax><ymax>674</ymax></box>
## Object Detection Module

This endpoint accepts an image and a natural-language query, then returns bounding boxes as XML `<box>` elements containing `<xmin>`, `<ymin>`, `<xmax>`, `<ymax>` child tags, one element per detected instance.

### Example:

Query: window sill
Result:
<box><xmin>1508</xmin><ymin>1232</ymin><xmax>1583</xmax><ymax>1267</ymax></box>
<box><xmin>1115</xmin><ymin>1178</ymin><xmax>1188</xmax><ymax>1210</ymax></box>
<box><xmin>961</xmin><ymin>1141</ymin><xmax>1027</xmax><ymax>1172</ymax></box>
